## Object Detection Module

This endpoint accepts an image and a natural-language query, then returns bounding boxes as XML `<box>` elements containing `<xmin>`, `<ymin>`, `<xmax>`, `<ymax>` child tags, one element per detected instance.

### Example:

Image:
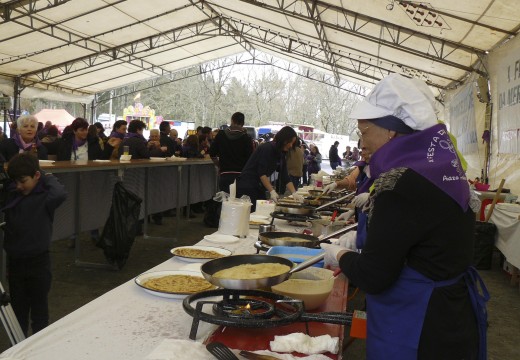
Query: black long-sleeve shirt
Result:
<box><xmin>340</xmin><ymin>168</ymin><xmax>478</xmax><ymax>359</ymax></box>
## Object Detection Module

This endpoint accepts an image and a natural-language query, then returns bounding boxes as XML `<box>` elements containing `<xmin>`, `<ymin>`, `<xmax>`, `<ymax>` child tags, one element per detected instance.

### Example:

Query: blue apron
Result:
<box><xmin>355</xmin><ymin>211</ymin><xmax>368</xmax><ymax>249</ymax></box>
<box><xmin>366</xmin><ymin>266</ymin><xmax>489</xmax><ymax>360</ymax></box>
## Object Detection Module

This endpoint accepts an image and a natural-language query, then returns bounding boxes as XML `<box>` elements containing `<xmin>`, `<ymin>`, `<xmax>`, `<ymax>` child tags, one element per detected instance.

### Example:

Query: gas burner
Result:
<box><xmin>183</xmin><ymin>289</ymin><xmax>303</xmax><ymax>339</ymax></box>
<box><xmin>183</xmin><ymin>289</ymin><xmax>353</xmax><ymax>340</ymax></box>
<box><xmin>213</xmin><ymin>298</ymin><xmax>275</xmax><ymax>319</ymax></box>
<box><xmin>270</xmin><ymin>211</ymin><xmax>320</xmax><ymax>222</ymax></box>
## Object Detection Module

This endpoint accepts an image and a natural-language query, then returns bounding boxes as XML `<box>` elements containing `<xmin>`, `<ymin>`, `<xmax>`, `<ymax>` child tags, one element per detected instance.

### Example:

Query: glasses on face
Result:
<box><xmin>355</xmin><ymin>125</ymin><xmax>371</xmax><ymax>138</ymax></box>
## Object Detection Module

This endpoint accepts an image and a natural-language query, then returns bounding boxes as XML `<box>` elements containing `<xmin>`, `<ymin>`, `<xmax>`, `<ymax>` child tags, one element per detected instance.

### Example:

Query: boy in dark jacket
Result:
<box><xmin>2</xmin><ymin>153</ymin><xmax>67</xmax><ymax>336</ymax></box>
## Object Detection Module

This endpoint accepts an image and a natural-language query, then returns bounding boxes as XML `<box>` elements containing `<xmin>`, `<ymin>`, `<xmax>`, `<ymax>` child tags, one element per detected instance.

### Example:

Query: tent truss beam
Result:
<box><xmin>18</xmin><ymin>18</ymin><xmax>220</xmax><ymax>87</ymax></box>
<box><xmin>95</xmin><ymin>51</ymin><xmax>370</xmax><ymax>104</ymax></box>
<box><xmin>233</xmin><ymin>0</ymin><xmax>486</xmax><ymax>74</ymax></box>
<box><xmin>303</xmin><ymin>0</ymin><xmax>341</xmax><ymax>84</ymax></box>
<box><xmin>18</xmin><ymin>14</ymin><xmax>454</xmax><ymax>92</ymax></box>
<box><xmin>0</xmin><ymin>0</ymin><xmax>72</xmax><ymax>23</ymax></box>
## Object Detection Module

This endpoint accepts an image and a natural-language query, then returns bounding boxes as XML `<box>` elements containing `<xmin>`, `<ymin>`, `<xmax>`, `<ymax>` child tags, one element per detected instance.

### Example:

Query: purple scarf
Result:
<box><xmin>369</xmin><ymin>123</ymin><xmax>469</xmax><ymax>210</ymax></box>
<box><xmin>109</xmin><ymin>131</ymin><xmax>125</xmax><ymax>140</ymax></box>
<box><xmin>13</xmin><ymin>132</ymin><xmax>41</xmax><ymax>151</ymax></box>
<box><xmin>72</xmin><ymin>137</ymin><xmax>87</xmax><ymax>152</ymax></box>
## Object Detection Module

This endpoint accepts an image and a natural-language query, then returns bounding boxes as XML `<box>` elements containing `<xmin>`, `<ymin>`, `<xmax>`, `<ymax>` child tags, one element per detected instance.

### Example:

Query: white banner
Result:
<box><xmin>495</xmin><ymin>54</ymin><xmax>520</xmax><ymax>154</ymax></box>
<box><xmin>448</xmin><ymin>84</ymin><xmax>478</xmax><ymax>155</ymax></box>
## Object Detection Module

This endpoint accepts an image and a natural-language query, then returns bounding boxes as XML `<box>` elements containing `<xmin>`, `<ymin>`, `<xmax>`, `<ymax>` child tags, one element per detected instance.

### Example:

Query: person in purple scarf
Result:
<box><xmin>0</xmin><ymin>115</ymin><xmax>48</xmax><ymax>161</ymax></box>
<box><xmin>108</xmin><ymin>120</ymin><xmax>127</xmax><ymax>159</ymax></box>
<box><xmin>321</xmin><ymin>74</ymin><xmax>488</xmax><ymax>360</ymax></box>
<box><xmin>56</xmin><ymin>118</ymin><xmax>118</xmax><ymax>161</ymax></box>
<box><xmin>118</xmin><ymin>120</ymin><xmax>151</xmax><ymax>159</ymax></box>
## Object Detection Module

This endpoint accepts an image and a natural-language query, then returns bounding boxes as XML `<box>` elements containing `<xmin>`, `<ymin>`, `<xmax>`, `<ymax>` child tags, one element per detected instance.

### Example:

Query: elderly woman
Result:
<box><xmin>56</xmin><ymin>118</ymin><xmax>118</xmax><ymax>161</ymax></box>
<box><xmin>0</xmin><ymin>115</ymin><xmax>48</xmax><ymax>160</ymax></box>
<box><xmin>321</xmin><ymin>74</ymin><xmax>487</xmax><ymax>360</ymax></box>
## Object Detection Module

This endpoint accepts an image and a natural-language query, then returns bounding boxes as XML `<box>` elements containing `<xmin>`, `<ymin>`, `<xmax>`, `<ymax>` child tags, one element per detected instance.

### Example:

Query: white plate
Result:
<box><xmin>168</xmin><ymin>157</ymin><xmax>188</xmax><ymax>161</ymax></box>
<box><xmin>170</xmin><ymin>245</ymin><xmax>232</xmax><ymax>263</ymax></box>
<box><xmin>134</xmin><ymin>270</ymin><xmax>213</xmax><ymax>299</ymax></box>
<box><xmin>149</xmin><ymin>157</ymin><xmax>166</xmax><ymax>161</ymax></box>
<box><xmin>203</xmin><ymin>233</ymin><xmax>240</xmax><ymax>244</ymax></box>
<box><xmin>38</xmin><ymin>160</ymin><xmax>55</xmax><ymax>164</ymax></box>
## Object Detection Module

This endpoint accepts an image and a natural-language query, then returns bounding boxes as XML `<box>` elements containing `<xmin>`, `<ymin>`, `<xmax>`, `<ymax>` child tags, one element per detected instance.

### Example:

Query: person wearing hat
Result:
<box><xmin>321</xmin><ymin>74</ymin><xmax>488</xmax><ymax>360</ymax></box>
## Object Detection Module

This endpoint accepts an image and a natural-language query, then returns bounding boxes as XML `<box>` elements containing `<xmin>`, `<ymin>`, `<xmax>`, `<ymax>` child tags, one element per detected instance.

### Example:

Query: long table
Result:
<box><xmin>41</xmin><ymin>159</ymin><xmax>217</xmax><ymax>241</ymax></box>
<box><xmin>0</xmin><ymin>158</ymin><xmax>217</xmax><ymax>279</ymax></box>
<box><xmin>0</xmin><ymin>220</ymin><xmax>349</xmax><ymax>360</ymax></box>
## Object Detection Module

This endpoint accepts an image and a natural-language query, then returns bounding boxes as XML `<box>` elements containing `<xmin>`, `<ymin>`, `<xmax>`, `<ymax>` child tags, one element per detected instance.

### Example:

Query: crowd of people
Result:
<box><xmin>0</xmin><ymin>117</ymin><xmax>225</xmax><ymax>164</ymax></box>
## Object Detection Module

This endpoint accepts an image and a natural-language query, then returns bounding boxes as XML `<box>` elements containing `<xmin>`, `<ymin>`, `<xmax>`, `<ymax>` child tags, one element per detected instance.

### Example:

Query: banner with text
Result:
<box><xmin>492</xmin><ymin>47</ymin><xmax>520</xmax><ymax>154</ymax></box>
<box><xmin>448</xmin><ymin>84</ymin><xmax>478</xmax><ymax>155</ymax></box>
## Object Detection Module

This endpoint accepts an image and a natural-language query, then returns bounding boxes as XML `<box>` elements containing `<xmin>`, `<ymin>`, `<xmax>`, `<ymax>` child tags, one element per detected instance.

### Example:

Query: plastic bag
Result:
<box><xmin>97</xmin><ymin>182</ymin><xmax>142</xmax><ymax>269</ymax></box>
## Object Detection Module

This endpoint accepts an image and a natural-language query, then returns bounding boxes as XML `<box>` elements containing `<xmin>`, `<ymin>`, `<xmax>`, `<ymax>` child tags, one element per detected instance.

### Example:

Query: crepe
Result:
<box><xmin>143</xmin><ymin>275</ymin><xmax>215</xmax><ymax>294</ymax></box>
<box><xmin>173</xmin><ymin>248</ymin><xmax>224</xmax><ymax>259</ymax></box>
<box><xmin>276</xmin><ymin>236</ymin><xmax>311</xmax><ymax>243</ymax></box>
<box><xmin>213</xmin><ymin>263</ymin><xmax>290</xmax><ymax>279</ymax></box>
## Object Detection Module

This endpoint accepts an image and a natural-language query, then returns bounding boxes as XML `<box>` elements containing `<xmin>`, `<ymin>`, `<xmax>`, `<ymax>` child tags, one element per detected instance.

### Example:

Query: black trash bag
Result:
<box><xmin>97</xmin><ymin>182</ymin><xmax>142</xmax><ymax>269</ymax></box>
<box><xmin>473</xmin><ymin>221</ymin><xmax>497</xmax><ymax>270</ymax></box>
<box><xmin>203</xmin><ymin>200</ymin><xmax>221</xmax><ymax>228</ymax></box>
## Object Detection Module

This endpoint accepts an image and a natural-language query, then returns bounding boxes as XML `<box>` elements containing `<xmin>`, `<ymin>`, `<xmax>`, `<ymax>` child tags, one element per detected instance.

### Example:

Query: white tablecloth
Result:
<box><xmin>0</xmin><ymin>219</ymin><xmax>314</xmax><ymax>360</ymax></box>
<box><xmin>488</xmin><ymin>203</ymin><xmax>520</xmax><ymax>268</ymax></box>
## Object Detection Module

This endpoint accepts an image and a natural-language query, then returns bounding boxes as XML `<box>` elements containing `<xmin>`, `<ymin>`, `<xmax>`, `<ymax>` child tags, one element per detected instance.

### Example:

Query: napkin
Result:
<box><xmin>229</xmin><ymin>179</ymin><xmax>237</xmax><ymax>200</ymax></box>
<box><xmin>145</xmin><ymin>339</ymin><xmax>213</xmax><ymax>360</ymax></box>
<box><xmin>246</xmin><ymin>350</ymin><xmax>332</xmax><ymax>360</ymax></box>
<box><xmin>270</xmin><ymin>333</ymin><xmax>339</xmax><ymax>355</ymax></box>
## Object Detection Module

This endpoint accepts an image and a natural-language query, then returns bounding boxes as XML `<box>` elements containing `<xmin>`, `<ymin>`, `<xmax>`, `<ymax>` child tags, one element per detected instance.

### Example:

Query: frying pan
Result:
<box><xmin>200</xmin><ymin>253</ymin><xmax>325</xmax><ymax>290</ymax></box>
<box><xmin>258</xmin><ymin>223</ymin><xmax>358</xmax><ymax>248</ymax></box>
<box><xmin>275</xmin><ymin>192</ymin><xmax>355</xmax><ymax>215</ymax></box>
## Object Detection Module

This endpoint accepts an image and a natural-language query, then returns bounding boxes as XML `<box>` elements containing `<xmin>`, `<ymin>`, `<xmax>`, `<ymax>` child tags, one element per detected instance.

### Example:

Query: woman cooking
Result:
<box><xmin>321</xmin><ymin>74</ymin><xmax>488</xmax><ymax>360</ymax></box>
<box><xmin>237</xmin><ymin>126</ymin><xmax>303</xmax><ymax>210</ymax></box>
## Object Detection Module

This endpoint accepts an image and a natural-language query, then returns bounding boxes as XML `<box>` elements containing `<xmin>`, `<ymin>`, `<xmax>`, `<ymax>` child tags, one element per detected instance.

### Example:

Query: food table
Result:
<box><xmin>0</xmin><ymin>220</ymin><xmax>349</xmax><ymax>360</ymax></box>
<box><xmin>488</xmin><ymin>203</ymin><xmax>520</xmax><ymax>269</ymax></box>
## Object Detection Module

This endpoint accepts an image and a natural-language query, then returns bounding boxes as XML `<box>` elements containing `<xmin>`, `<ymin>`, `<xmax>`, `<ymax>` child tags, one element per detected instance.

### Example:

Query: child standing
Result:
<box><xmin>2</xmin><ymin>153</ymin><xmax>67</xmax><ymax>336</ymax></box>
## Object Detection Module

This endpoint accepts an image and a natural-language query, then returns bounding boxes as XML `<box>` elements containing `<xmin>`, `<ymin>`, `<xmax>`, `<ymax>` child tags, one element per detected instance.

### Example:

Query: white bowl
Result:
<box><xmin>120</xmin><ymin>154</ymin><xmax>132</xmax><ymax>161</ymax></box>
<box><xmin>271</xmin><ymin>267</ymin><xmax>334</xmax><ymax>310</ymax></box>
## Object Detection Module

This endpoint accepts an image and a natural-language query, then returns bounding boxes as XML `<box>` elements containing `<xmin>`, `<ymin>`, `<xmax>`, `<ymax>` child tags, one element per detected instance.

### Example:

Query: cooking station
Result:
<box><xmin>0</xmin><ymin>217</ymin><xmax>353</xmax><ymax>360</ymax></box>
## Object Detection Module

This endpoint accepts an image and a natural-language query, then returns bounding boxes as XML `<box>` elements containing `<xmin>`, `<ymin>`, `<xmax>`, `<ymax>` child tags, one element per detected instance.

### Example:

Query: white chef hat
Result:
<box><xmin>350</xmin><ymin>74</ymin><xmax>438</xmax><ymax>131</ymax></box>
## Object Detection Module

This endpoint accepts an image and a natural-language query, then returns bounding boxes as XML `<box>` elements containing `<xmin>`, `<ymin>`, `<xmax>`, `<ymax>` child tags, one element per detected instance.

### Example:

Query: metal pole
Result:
<box><xmin>12</xmin><ymin>77</ymin><xmax>20</xmax><ymax>122</ymax></box>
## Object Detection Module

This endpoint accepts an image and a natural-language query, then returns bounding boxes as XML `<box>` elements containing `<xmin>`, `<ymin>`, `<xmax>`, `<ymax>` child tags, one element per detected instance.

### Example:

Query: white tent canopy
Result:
<box><xmin>1</xmin><ymin>0</ymin><xmax>519</xmax><ymax>100</ymax></box>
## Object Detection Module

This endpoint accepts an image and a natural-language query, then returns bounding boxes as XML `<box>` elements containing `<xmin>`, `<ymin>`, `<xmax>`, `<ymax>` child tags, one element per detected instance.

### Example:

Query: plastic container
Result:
<box><xmin>271</xmin><ymin>267</ymin><xmax>334</xmax><ymax>310</ymax></box>
<box><xmin>266</xmin><ymin>246</ymin><xmax>325</xmax><ymax>268</ymax></box>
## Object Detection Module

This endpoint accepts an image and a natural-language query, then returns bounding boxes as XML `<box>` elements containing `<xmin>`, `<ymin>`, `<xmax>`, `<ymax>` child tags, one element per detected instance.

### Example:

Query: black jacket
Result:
<box><xmin>159</xmin><ymin>132</ymin><xmax>175</xmax><ymax>157</ymax></box>
<box><xmin>118</xmin><ymin>135</ymin><xmax>150</xmax><ymax>159</ymax></box>
<box><xmin>56</xmin><ymin>135</ymin><xmax>113</xmax><ymax>161</ymax></box>
<box><xmin>328</xmin><ymin>145</ymin><xmax>340</xmax><ymax>163</ymax></box>
<box><xmin>2</xmin><ymin>174</ymin><xmax>67</xmax><ymax>258</ymax></box>
<box><xmin>209</xmin><ymin>127</ymin><xmax>253</xmax><ymax>173</ymax></box>
<box><xmin>0</xmin><ymin>138</ymin><xmax>48</xmax><ymax>161</ymax></box>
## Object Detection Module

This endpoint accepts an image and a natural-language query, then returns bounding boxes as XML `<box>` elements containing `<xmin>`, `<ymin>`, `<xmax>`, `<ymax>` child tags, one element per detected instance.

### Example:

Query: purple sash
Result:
<box><xmin>370</xmin><ymin>123</ymin><xmax>469</xmax><ymax>210</ymax></box>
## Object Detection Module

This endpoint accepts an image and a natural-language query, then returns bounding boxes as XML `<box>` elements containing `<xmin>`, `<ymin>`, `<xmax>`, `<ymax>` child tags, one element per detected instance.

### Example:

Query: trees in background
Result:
<box><xmin>21</xmin><ymin>60</ymin><xmax>364</xmax><ymax>138</ymax></box>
